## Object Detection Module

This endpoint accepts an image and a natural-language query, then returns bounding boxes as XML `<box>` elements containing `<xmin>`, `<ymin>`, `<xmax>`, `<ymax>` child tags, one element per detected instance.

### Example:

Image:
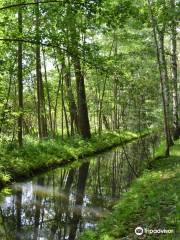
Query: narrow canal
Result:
<box><xmin>0</xmin><ymin>135</ymin><xmax>159</xmax><ymax>240</ymax></box>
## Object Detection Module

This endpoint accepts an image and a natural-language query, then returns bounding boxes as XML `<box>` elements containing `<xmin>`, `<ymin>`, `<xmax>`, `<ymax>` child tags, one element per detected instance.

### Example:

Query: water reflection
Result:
<box><xmin>0</xmin><ymin>135</ymin><xmax>159</xmax><ymax>239</ymax></box>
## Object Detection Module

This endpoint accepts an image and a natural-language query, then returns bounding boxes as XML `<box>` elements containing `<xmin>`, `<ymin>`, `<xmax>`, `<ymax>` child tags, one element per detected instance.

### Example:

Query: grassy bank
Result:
<box><xmin>0</xmin><ymin>131</ymin><xmax>145</xmax><ymax>187</ymax></box>
<box><xmin>80</xmin><ymin>139</ymin><xmax>180</xmax><ymax>240</ymax></box>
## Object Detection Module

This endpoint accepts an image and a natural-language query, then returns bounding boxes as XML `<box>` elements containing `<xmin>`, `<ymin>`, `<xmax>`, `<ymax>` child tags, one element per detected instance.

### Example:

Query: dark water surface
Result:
<box><xmin>0</xmin><ymin>135</ymin><xmax>159</xmax><ymax>240</ymax></box>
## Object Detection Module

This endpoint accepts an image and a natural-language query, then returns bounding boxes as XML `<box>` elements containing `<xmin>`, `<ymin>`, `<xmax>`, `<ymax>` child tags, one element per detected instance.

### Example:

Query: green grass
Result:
<box><xmin>0</xmin><ymin>131</ymin><xmax>142</xmax><ymax>187</ymax></box>
<box><xmin>80</xmin><ymin>139</ymin><xmax>180</xmax><ymax>240</ymax></box>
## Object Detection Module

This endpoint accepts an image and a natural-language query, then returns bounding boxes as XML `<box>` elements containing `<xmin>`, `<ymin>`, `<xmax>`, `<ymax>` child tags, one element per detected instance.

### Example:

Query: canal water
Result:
<box><xmin>0</xmin><ymin>135</ymin><xmax>159</xmax><ymax>240</ymax></box>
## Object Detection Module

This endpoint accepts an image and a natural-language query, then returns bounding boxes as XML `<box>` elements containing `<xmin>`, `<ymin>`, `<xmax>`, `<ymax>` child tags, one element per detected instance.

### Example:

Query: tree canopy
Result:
<box><xmin>0</xmin><ymin>0</ymin><xmax>179</xmax><ymax>154</ymax></box>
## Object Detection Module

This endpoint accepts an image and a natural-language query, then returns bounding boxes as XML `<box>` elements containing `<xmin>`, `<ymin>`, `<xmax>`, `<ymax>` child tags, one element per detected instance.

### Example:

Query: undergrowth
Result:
<box><xmin>0</xmin><ymin>131</ymin><xmax>140</xmax><ymax>187</ymax></box>
<box><xmin>80</xmin><ymin>139</ymin><xmax>180</xmax><ymax>240</ymax></box>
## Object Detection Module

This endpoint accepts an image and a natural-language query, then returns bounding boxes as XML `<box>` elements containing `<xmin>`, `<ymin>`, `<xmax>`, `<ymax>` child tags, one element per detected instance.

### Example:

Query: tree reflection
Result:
<box><xmin>0</xmin><ymin>135</ymin><xmax>159</xmax><ymax>239</ymax></box>
<box><xmin>69</xmin><ymin>162</ymin><xmax>89</xmax><ymax>240</ymax></box>
<box><xmin>15</xmin><ymin>189</ymin><xmax>22</xmax><ymax>240</ymax></box>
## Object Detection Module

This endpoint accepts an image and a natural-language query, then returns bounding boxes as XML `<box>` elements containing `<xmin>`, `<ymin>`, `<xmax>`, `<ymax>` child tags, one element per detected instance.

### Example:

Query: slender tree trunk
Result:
<box><xmin>65</xmin><ymin>5</ymin><xmax>91</xmax><ymax>139</ymax></box>
<box><xmin>53</xmin><ymin>57</ymin><xmax>62</xmax><ymax>135</ymax></box>
<box><xmin>54</xmin><ymin>49</ymin><xmax>79</xmax><ymax>136</ymax></box>
<box><xmin>42</xmin><ymin>48</ymin><xmax>53</xmax><ymax>135</ymax></box>
<box><xmin>113</xmin><ymin>36</ymin><xmax>118</xmax><ymax>130</ymax></box>
<box><xmin>98</xmin><ymin>37</ymin><xmax>115</xmax><ymax>134</ymax></box>
<box><xmin>103</xmin><ymin>115</ymin><xmax>110</xmax><ymax>130</ymax></box>
<box><xmin>64</xmin><ymin>58</ymin><xmax>79</xmax><ymax>135</ymax></box>
<box><xmin>61</xmin><ymin>74</ymin><xmax>64</xmax><ymax>139</ymax></box>
<box><xmin>17</xmin><ymin>1</ymin><xmax>23</xmax><ymax>147</ymax></box>
<box><xmin>171</xmin><ymin>0</ymin><xmax>180</xmax><ymax>139</ymax></box>
<box><xmin>63</xmin><ymin>102</ymin><xmax>70</xmax><ymax>137</ymax></box>
<box><xmin>35</xmin><ymin>0</ymin><xmax>48</xmax><ymax>139</ymax></box>
<box><xmin>147</xmin><ymin>0</ymin><xmax>171</xmax><ymax>156</ymax></box>
<box><xmin>159</xmin><ymin>32</ymin><xmax>174</xmax><ymax>146</ymax></box>
<box><xmin>60</xmin><ymin>57</ymin><xmax>70</xmax><ymax>138</ymax></box>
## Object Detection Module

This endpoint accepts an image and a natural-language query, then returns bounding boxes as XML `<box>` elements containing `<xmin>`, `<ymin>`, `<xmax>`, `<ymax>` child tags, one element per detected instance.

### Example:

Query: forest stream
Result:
<box><xmin>0</xmin><ymin>135</ymin><xmax>160</xmax><ymax>240</ymax></box>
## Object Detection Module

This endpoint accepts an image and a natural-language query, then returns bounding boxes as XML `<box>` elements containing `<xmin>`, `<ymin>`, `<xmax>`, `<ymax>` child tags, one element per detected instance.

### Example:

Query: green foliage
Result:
<box><xmin>0</xmin><ymin>164</ymin><xmax>11</xmax><ymax>186</ymax></box>
<box><xmin>0</xmin><ymin>131</ymin><xmax>140</xmax><ymax>187</ymax></box>
<box><xmin>0</xmin><ymin>2</ymin><xmax>178</xmax><ymax>238</ymax></box>
<box><xmin>80</xmin><ymin>139</ymin><xmax>180</xmax><ymax>240</ymax></box>
<box><xmin>0</xmin><ymin>0</ymin><xmax>164</xmax><ymax>137</ymax></box>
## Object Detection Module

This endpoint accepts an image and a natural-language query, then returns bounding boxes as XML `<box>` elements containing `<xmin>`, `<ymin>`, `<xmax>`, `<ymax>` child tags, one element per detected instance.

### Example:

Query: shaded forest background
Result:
<box><xmin>0</xmin><ymin>0</ymin><xmax>179</xmax><ymax>155</ymax></box>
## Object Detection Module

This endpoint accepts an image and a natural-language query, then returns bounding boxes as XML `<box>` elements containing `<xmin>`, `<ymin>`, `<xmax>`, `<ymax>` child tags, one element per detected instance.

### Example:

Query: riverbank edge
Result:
<box><xmin>80</xmin><ymin>139</ymin><xmax>180</xmax><ymax>240</ymax></box>
<box><xmin>0</xmin><ymin>130</ymin><xmax>150</xmax><ymax>188</ymax></box>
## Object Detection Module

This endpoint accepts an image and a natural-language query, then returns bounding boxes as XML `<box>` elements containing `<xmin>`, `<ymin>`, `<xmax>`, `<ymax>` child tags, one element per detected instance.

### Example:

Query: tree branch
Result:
<box><xmin>0</xmin><ymin>1</ymin><xmax>64</xmax><ymax>11</ymax></box>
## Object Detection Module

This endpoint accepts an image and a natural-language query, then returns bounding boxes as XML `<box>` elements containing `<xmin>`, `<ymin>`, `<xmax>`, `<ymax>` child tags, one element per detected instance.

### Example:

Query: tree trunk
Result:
<box><xmin>98</xmin><ymin>37</ymin><xmax>115</xmax><ymax>134</ymax></box>
<box><xmin>73</xmin><ymin>59</ymin><xmax>91</xmax><ymax>139</ymax></box>
<box><xmin>65</xmin><ymin>5</ymin><xmax>91</xmax><ymax>139</ymax></box>
<box><xmin>103</xmin><ymin>115</ymin><xmax>110</xmax><ymax>130</ymax></box>
<box><xmin>63</xmin><ymin>101</ymin><xmax>70</xmax><ymax>137</ymax></box>
<box><xmin>35</xmin><ymin>0</ymin><xmax>48</xmax><ymax>139</ymax></box>
<box><xmin>147</xmin><ymin>0</ymin><xmax>171</xmax><ymax>156</ymax></box>
<box><xmin>113</xmin><ymin>36</ymin><xmax>118</xmax><ymax>130</ymax></box>
<box><xmin>17</xmin><ymin>0</ymin><xmax>23</xmax><ymax>147</ymax></box>
<box><xmin>159</xmin><ymin>32</ymin><xmax>174</xmax><ymax>146</ymax></box>
<box><xmin>61</xmin><ymin>73</ymin><xmax>64</xmax><ymax>139</ymax></box>
<box><xmin>64</xmin><ymin>57</ymin><xmax>79</xmax><ymax>135</ymax></box>
<box><xmin>171</xmin><ymin>0</ymin><xmax>180</xmax><ymax>140</ymax></box>
<box><xmin>42</xmin><ymin>48</ymin><xmax>53</xmax><ymax>135</ymax></box>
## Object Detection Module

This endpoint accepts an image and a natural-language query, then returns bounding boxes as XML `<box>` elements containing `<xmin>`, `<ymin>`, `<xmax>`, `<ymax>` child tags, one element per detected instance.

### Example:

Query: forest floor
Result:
<box><xmin>0</xmin><ymin>131</ymin><xmax>148</xmax><ymax>188</ymax></box>
<box><xmin>80</xmin><ymin>139</ymin><xmax>180</xmax><ymax>240</ymax></box>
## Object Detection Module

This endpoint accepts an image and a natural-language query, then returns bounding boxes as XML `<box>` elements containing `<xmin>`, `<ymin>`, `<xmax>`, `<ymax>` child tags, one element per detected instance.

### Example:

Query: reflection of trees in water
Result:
<box><xmin>33</xmin><ymin>177</ymin><xmax>44</xmax><ymax>240</ymax></box>
<box><xmin>16</xmin><ymin>189</ymin><xmax>22</xmax><ymax>240</ymax></box>
<box><xmin>0</xmin><ymin>136</ymin><xmax>158</xmax><ymax>239</ymax></box>
<box><xmin>69</xmin><ymin>162</ymin><xmax>89</xmax><ymax>240</ymax></box>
